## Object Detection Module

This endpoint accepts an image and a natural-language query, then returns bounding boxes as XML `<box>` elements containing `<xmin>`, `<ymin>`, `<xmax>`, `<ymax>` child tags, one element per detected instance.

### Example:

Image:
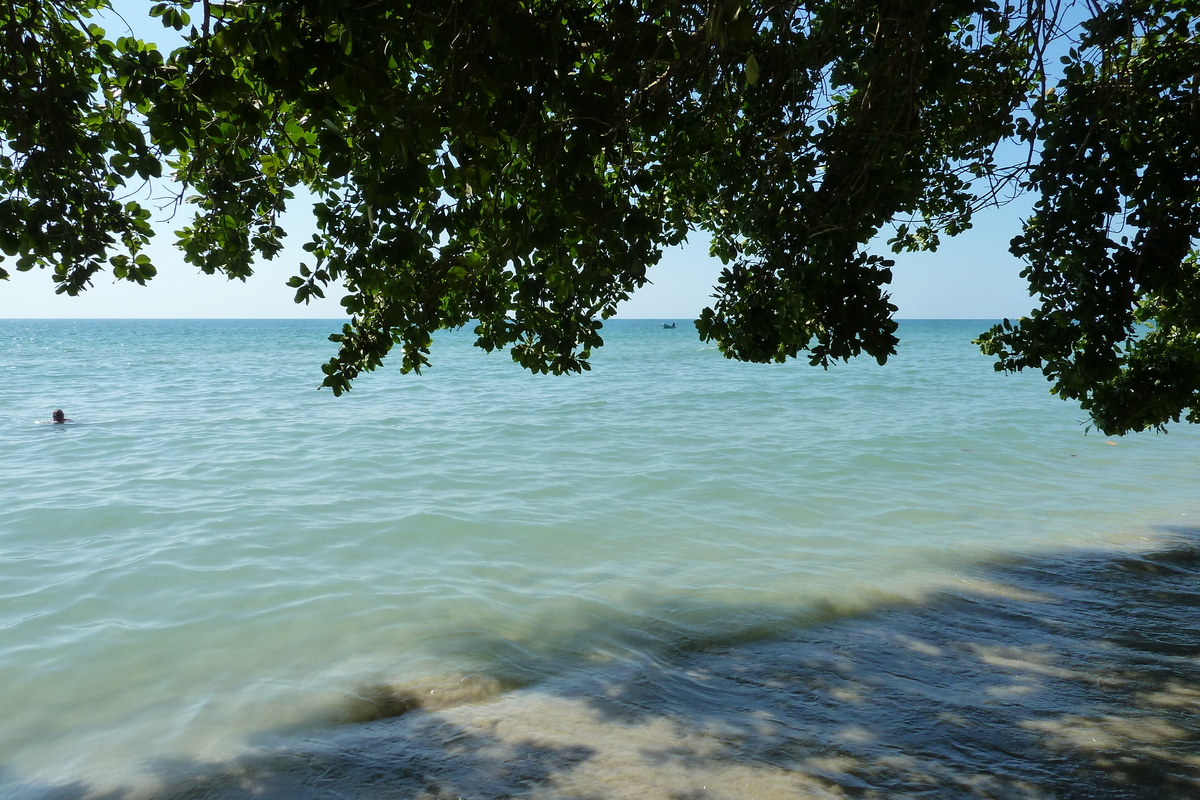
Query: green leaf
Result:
<box><xmin>745</xmin><ymin>54</ymin><xmax>760</xmax><ymax>86</ymax></box>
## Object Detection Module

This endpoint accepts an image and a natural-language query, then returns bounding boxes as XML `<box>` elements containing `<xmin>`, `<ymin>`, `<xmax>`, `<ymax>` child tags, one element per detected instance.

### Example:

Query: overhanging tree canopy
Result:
<box><xmin>2</xmin><ymin>0</ymin><xmax>1198</xmax><ymax>434</ymax></box>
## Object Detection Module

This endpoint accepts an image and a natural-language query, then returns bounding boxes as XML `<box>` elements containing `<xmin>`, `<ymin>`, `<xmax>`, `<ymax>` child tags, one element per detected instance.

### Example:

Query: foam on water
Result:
<box><xmin>1</xmin><ymin>319</ymin><xmax>1198</xmax><ymax>798</ymax></box>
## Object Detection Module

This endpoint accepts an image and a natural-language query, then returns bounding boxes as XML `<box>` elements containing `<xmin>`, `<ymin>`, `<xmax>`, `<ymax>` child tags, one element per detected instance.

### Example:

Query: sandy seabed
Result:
<box><xmin>16</xmin><ymin>526</ymin><xmax>1192</xmax><ymax>800</ymax></box>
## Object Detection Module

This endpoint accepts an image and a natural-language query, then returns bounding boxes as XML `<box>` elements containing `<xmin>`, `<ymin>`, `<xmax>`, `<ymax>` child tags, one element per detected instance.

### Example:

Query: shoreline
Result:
<box><xmin>10</xmin><ymin>527</ymin><xmax>1198</xmax><ymax>800</ymax></box>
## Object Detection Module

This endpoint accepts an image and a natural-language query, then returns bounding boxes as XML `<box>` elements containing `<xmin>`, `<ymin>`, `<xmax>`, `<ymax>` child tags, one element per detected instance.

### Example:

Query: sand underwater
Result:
<box><xmin>9</xmin><ymin>527</ymin><xmax>1196</xmax><ymax>800</ymax></box>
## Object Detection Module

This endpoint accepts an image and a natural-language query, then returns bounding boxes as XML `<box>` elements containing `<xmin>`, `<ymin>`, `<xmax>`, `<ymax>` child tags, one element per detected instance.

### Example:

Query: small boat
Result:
<box><xmin>662</xmin><ymin>322</ymin><xmax>677</xmax><ymax>329</ymax></box>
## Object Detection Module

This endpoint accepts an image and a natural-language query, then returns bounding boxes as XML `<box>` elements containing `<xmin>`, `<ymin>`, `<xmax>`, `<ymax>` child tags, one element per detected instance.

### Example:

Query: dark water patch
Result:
<box><xmin>9</xmin><ymin>531</ymin><xmax>1200</xmax><ymax>800</ymax></box>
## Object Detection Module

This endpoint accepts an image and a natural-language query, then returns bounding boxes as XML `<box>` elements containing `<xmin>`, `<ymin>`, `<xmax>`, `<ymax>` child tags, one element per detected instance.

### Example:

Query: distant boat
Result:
<box><xmin>662</xmin><ymin>322</ymin><xmax>676</xmax><ymax>329</ymax></box>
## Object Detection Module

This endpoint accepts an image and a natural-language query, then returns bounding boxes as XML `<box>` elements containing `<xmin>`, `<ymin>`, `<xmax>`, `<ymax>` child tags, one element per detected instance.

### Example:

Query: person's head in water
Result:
<box><xmin>52</xmin><ymin>409</ymin><xmax>67</xmax><ymax>424</ymax></box>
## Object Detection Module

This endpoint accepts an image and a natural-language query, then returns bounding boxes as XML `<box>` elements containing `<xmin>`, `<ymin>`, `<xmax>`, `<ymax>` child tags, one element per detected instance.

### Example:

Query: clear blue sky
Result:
<box><xmin>0</xmin><ymin>199</ymin><xmax>1038</xmax><ymax>321</ymax></box>
<box><xmin>0</xmin><ymin>1</ymin><xmax>1041</xmax><ymax>322</ymax></box>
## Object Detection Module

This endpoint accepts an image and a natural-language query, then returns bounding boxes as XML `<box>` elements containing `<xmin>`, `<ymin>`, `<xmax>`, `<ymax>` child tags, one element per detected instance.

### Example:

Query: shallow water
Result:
<box><xmin>1</xmin><ymin>319</ymin><xmax>1198</xmax><ymax>798</ymax></box>
<box><xmin>149</xmin><ymin>530</ymin><xmax>1200</xmax><ymax>800</ymax></box>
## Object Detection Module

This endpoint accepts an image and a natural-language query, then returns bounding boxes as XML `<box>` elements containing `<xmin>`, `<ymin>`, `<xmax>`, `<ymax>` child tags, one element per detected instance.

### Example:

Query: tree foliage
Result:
<box><xmin>0</xmin><ymin>0</ymin><xmax>162</xmax><ymax>291</ymax></box>
<box><xmin>977</xmin><ymin>0</ymin><xmax>1200</xmax><ymax>434</ymax></box>
<box><xmin>2</xmin><ymin>0</ymin><xmax>1198</xmax><ymax>434</ymax></box>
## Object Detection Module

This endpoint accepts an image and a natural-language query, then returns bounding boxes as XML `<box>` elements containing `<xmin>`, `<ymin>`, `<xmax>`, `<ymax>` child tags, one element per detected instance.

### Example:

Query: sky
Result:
<box><xmin>0</xmin><ymin>2</ymin><xmax>1041</xmax><ymax>322</ymax></box>
<box><xmin>0</xmin><ymin>197</ymin><xmax>1038</xmax><ymax>321</ymax></box>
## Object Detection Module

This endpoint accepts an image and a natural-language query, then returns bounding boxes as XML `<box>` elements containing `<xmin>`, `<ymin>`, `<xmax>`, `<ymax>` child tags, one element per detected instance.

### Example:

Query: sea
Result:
<box><xmin>1</xmin><ymin>318</ymin><xmax>1198</xmax><ymax>800</ymax></box>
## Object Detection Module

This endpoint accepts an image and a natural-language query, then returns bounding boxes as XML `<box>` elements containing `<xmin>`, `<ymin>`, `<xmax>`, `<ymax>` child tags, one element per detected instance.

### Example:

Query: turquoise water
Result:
<box><xmin>2</xmin><ymin>319</ymin><xmax>1199</xmax><ymax>798</ymax></box>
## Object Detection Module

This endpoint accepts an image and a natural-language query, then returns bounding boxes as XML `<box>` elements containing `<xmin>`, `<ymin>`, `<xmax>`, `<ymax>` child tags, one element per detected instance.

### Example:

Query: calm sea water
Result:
<box><xmin>2</xmin><ymin>319</ymin><xmax>1199</xmax><ymax>799</ymax></box>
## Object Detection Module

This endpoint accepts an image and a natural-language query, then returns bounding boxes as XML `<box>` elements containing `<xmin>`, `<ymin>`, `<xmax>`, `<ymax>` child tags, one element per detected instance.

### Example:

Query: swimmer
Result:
<box><xmin>51</xmin><ymin>409</ymin><xmax>72</xmax><ymax>424</ymax></box>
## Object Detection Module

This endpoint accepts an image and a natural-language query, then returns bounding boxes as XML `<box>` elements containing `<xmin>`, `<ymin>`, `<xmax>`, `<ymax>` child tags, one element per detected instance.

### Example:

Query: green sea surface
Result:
<box><xmin>1</xmin><ymin>319</ymin><xmax>1198</xmax><ymax>799</ymax></box>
